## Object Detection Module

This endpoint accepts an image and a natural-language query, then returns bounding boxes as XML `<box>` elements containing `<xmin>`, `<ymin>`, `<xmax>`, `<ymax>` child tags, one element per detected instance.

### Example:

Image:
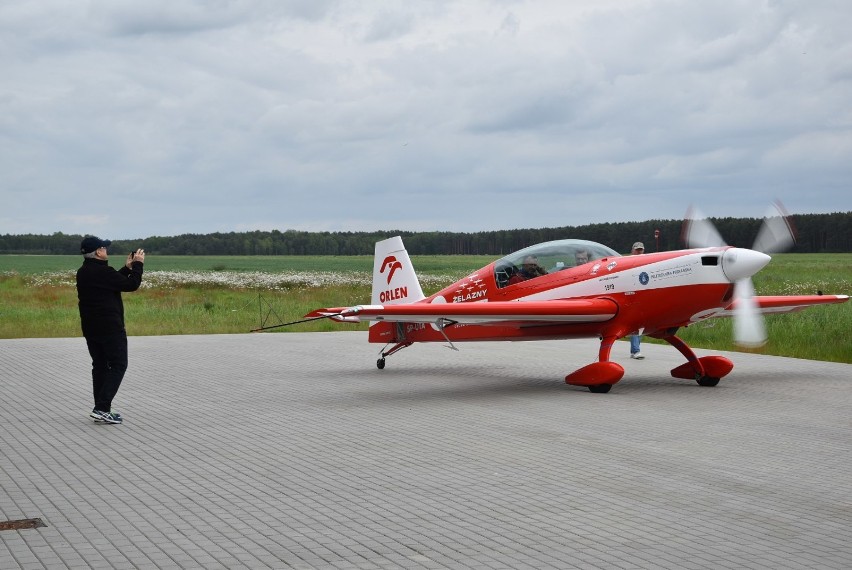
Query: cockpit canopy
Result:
<box><xmin>494</xmin><ymin>239</ymin><xmax>621</xmax><ymax>288</ymax></box>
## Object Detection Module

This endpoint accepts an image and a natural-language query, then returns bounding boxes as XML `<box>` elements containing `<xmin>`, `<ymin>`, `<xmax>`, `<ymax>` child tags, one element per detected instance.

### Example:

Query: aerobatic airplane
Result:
<box><xmin>266</xmin><ymin>206</ymin><xmax>848</xmax><ymax>393</ymax></box>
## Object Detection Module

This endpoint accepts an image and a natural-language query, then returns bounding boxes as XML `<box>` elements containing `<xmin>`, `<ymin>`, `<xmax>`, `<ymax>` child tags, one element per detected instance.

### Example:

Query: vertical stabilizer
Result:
<box><xmin>371</xmin><ymin>236</ymin><xmax>425</xmax><ymax>306</ymax></box>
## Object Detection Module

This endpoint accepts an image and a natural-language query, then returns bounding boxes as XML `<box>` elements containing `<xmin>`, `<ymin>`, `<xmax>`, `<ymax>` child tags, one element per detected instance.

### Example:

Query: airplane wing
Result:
<box><xmin>304</xmin><ymin>299</ymin><xmax>619</xmax><ymax>325</ymax></box>
<box><xmin>715</xmin><ymin>294</ymin><xmax>849</xmax><ymax>317</ymax></box>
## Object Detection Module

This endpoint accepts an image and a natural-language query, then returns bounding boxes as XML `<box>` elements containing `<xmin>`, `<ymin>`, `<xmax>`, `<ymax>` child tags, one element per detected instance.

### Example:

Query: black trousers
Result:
<box><xmin>85</xmin><ymin>332</ymin><xmax>128</xmax><ymax>412</ymax></box>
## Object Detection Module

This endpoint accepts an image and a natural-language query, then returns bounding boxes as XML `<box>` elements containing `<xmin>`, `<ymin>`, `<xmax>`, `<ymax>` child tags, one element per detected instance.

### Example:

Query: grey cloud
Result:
<box><xmin>363</xmin><ymin>10</ymin><xmax>416</xmax><ymax>43</ymax></box>
<box><xmin>1</xmin><ymin>1</ymin><xmax>849</xmax><ymax>238</ymax></box>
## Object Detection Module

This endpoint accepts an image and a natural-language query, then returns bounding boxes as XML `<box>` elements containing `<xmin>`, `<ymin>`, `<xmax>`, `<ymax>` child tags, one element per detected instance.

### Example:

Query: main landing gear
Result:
<box><xmin>564</xmin><ymin>335</ymin><xmax>625</xmax><ymax>393</ymax></box>
<box><xmin>564</xmin><ymin>331</ymin><xmax>734</xmax><ymax>393</ymax></box>
<box><xmin>662</xmin><ymin>333</ymin><xmax>733</xmax><ymax>387</ymax></box>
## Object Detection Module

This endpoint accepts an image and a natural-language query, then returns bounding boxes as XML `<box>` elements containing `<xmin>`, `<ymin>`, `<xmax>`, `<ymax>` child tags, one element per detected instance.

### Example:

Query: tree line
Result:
<box><xmin>2</xmin><ymin>211</ymin><xmax>850</xmax><ymax>255</ymax></box>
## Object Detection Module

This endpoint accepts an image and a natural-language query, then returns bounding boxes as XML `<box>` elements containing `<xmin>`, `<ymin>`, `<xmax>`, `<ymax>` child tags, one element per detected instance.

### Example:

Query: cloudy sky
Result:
<box><xmin>2</xmin><ymin>1</ymin><xmax>850</xmax><ymax>239</ymax></box>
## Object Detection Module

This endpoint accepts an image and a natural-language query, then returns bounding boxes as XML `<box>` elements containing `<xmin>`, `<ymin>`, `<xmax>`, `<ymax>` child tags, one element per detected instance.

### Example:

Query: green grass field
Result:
<box><xmin>1</xmin><ymin>253</ymin><xmax>849</xmax><ymax>363</ymax></box>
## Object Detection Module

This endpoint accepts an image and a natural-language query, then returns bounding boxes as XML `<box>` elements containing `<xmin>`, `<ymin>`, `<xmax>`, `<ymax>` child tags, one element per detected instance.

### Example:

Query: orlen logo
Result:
<box><xmin>379</xmin><ymin>255</ymin><xmax>407</xmax><ymax>303</ymax></box>
<box><xmin>380</xmin><ymin>256</ymin><xmax>403</xmax><ymax>284</ymax></box>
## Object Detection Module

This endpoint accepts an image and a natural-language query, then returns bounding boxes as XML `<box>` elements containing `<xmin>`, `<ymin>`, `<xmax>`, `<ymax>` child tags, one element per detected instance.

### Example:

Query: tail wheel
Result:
<box><xmin>376</xmin><ymin>358</ymin><xmax>386</xmax><ymax>370</ymax></box>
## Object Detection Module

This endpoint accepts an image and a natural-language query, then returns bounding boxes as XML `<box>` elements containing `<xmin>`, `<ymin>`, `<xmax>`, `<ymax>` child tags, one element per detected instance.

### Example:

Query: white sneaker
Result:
<box><xmin>630</xmin><ymin>352</ymin><xmax>645</xmax><ymax>360</ymax></box>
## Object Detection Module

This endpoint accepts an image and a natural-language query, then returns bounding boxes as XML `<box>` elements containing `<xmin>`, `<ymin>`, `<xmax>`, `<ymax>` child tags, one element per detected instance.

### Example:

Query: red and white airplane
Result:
<box><xmin>289</xmin><ymin>207</ymin><xmax>848</xmax><ymax>393</ymax></box>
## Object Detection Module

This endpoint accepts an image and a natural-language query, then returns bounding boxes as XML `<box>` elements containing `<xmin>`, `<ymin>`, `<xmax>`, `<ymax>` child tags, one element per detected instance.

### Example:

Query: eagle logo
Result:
<box><xmin>380</xmin><ymin>256</ymin><xmax>403</xmax><ymax>284</ymax></box>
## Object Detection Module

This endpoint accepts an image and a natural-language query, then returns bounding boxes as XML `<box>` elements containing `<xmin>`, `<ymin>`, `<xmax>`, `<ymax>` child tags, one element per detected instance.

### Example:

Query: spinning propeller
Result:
<box><xmin>682</xmin><ymin>202</ymin><xmax>796</xmax><ymax>347</ymax></box>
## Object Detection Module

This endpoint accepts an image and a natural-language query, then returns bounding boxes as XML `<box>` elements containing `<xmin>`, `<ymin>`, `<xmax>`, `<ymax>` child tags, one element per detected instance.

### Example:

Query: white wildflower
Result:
<box><xmin>18</xmin><ymin>270</ymin><xmax>460</xmax><ymax>291</ymax></box>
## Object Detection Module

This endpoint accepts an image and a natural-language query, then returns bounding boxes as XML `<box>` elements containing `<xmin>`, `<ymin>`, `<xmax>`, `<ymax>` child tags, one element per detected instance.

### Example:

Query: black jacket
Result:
<box><xmin>76</xmin><ymin>258</ymin><xmax>144</xmax><ymax>336</ymax></box>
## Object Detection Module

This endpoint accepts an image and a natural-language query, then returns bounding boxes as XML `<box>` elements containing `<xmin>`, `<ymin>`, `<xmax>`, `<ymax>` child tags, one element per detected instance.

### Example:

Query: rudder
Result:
<box><xmin>371</xmin><ymin>236</ymin><xmax>425</xmax><ymax>306</ymax></box>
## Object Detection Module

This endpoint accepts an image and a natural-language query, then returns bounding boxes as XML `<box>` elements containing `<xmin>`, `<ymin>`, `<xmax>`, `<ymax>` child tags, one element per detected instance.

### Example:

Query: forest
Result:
<box><xmin>1</xmin><ymin>211</ymin><xmax>850</xmax><ymax>255</ymax></box>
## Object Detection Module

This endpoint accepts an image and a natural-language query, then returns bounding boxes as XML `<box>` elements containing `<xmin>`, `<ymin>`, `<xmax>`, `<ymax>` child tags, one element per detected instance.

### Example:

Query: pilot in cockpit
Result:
<box><xmin>574</xmin><ymin>249</ymin><xmax>591</xmax><ymax>265</ymax></box>
<box><xmin>508</xmin><ymin>255</ymin><xmax>547</xmax><ymax>284</ymax></box>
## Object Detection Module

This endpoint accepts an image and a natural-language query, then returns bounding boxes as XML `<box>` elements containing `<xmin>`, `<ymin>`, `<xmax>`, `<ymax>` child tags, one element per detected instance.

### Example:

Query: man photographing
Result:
<box><xmin>76</xmin><ymin>236</ymin><xmax>145</xmax><ymax>424</ymax></box>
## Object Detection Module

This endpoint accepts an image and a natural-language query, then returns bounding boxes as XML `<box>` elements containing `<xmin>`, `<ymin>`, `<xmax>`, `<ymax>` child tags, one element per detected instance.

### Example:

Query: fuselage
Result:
<box><xmin>369</xmin><ymin>239</ymin><xmax>767</xmax><ymax>345</ymax></box>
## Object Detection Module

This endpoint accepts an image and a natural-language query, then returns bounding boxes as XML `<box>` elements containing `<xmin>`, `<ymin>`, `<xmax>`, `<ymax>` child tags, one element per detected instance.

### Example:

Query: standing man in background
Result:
<box><xmin>76</xmin><ymin>236</ymin><xmax>145</xmax><ymax>424</ymax></box>
<box><xmin>629</xmin><ymin>241</ymin><xmax>645</xmax><ymax>360</ymax></box>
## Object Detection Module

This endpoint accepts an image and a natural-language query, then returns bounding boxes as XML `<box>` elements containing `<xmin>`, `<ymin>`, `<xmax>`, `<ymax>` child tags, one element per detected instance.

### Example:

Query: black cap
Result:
<box><xmin>80</xmin><ymin>236</ymin><xmax>112</xmax><ymax>254</ymax></box>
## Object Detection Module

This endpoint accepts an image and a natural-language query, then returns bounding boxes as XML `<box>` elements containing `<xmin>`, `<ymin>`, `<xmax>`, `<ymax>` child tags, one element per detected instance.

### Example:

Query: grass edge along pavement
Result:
<box><xmin>0</xmin><ymin>253</ymin><xmax>850</xmax><ymax>363</ymax></box>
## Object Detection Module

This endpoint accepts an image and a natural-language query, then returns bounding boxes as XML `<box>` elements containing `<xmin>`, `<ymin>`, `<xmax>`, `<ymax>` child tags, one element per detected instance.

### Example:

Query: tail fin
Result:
<box><xmin>372</xmin><ymin>236</ymin><xmax>425</xmax><ymax>306</ymax></box>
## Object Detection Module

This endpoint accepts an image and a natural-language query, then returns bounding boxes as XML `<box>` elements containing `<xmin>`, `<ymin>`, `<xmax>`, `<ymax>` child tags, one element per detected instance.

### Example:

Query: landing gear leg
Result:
<box><xmin>564</xmin><ymin>335</ymin><xmax>624</xmax><ymax>393</ymax></box>
<box><xmin>376</xmin><ymin>341</ymin><xmax>413</xmax><ymax>370</ymax></box>
<box><xmin>661</xmin><ymin>332</ymin><xmax>733</xmax><ymax>386</ymax></box>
